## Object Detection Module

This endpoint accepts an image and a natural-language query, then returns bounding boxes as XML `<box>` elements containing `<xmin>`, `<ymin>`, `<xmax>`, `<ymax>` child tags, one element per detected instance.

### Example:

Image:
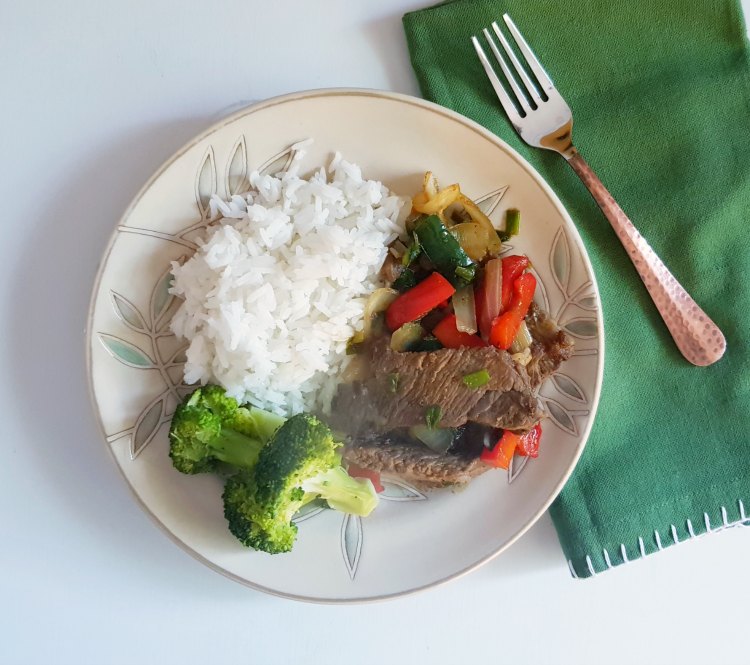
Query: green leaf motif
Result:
<box><xmin>132</xmin><ymin>396</ymin><xmax>165</xmax><ymax>458</ymax></box>
<box><xmin>563</xmin><ymin>318</ymin><xmax>598</xmax><ymax>339</ymax></box>
<box><xmin>98</xmin><ymin>334</ymin><xmax>154</xmax><ymax>368</ymax></box>
<box><xmin>551</xmin><ymin>227</ymin><xmax>571</xmax><ymax>295</ymax></box>
<box><xmin>226</xmin><ymin>136</ymin><xmax>249</xmax><ymax>196</ymax></box>
<box><xmin>151</xmin><ymin>266</ymin><xmax>175</xmax><ymax>328</ymax></box>
<box><xmin>111</xmin><ymin>292</ymin><xmax>147</xmax><ymax>332</ymax></box>
<box><xmin>341</xmin><ymin>513</ymin><xmax>363</xmax><ymax>580</ymax></box>
<box><xmin>552</xmin><ymin>373</ymin><xmax>587</xmax><ymax>403</ymax></box>
<box><xmin>474</xmin><ymin>185</ymin><xmax>508</xmax><ymax>217</ymax></box>
<box><xmin>195</xmin><ymin>146</ymin><xmax>217</xmax><ymax>218</ymax></box>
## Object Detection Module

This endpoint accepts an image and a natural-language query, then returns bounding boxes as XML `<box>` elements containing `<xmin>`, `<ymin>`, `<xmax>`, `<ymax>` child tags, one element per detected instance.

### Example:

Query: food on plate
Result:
<box><xmin>169</xmin><ymin>140</ymin><xmax>408</xmax><ymax>416</ymax></box>
<box><xmin>167</xmin><ymin>148</ymin><xmax>572</xmax><ymax>553</ymax></box>
<box><xmin>169</xmin><ymin>386</ymin><xmax>380</xmax><ymax>555</ymax></box>
<box><xmin>223</xmin><ymin>412</ymin><xmax>379</xmax><ymax>554</ymax></box>
<box><xmin>331</xmin><ymin>174</ymin><xmax>573</xmax><ymax>488</ymax></box>
<box><xmin>168</xmin><ymin>385</ymin><xmax>284</xmax><ymax>474</ymax></box>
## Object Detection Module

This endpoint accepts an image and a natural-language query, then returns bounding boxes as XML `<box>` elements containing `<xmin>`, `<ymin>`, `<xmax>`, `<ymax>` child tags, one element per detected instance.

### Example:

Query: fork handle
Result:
<box><xmin>567</xmin><ymin>151</ymin><xmax>726</xmax><ymax>366</ymax></box>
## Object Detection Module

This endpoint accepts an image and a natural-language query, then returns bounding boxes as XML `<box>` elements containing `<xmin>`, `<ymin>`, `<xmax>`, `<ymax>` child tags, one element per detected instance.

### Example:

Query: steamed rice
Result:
<box><xmin>169</xmin><ymin>141</ymin><xmax>408</xmax><ymax>416</ymax></box>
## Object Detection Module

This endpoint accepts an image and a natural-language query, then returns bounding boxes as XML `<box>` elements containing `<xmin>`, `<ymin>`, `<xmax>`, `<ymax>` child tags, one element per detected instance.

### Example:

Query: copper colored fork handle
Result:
<box><xmin>567</xmin><ymin>151</ymin><xmax>726</xmax><ymax>366</ymax></box>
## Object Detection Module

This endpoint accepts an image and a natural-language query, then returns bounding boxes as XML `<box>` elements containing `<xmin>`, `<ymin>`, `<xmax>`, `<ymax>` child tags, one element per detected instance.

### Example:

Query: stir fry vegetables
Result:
<box><xmin>489</xmin><ymin>272</ymin><xmax>537</xmax><ymax>350</ymax></box>
<box><xmin>386</xmin><ymin>272</ymin><xmax>455</xmax><ymax>331</ymax></box>
<box><xmin>481</xmin><ymin>424</ymin><xmax>542</xmax><ymax>469</ymax></box>
<box><xmin>367</xmin><ymin>172</ymin><xmax>536</xmax><ymax>363</ymax></box>
<box><xmin>414</xmin><ymin>215</ymin><xmax>476</xmax><ymax>287</ymax></box>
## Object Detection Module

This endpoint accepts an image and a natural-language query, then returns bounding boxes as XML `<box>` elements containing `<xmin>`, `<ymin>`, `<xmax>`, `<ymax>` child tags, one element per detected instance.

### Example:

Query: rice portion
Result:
<box><xmin>169</xmin><ymin>141</ymin><xmax>408</xmax><ymax>416</ymax></box>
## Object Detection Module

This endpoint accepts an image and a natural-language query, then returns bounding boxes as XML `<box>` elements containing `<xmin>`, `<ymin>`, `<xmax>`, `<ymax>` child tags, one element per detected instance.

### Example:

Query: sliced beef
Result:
<box><xmin>331</xmin><ymin>338</ymin><xmax>544</xmax><ymax>434</ymax></box>
<box><xmin>525</xmin><ymin>303</ymin><xmax>575</xmax><ymax>386</ymax></box>
<box><xmin>333</xmin><ymin>304</ymin><xmax>574</xmax><ymax>487</ymax></box>
<box><xmin>343</xmin><ymin>428</ymin><xmax>492</xmax><ymax>489</ymax></box>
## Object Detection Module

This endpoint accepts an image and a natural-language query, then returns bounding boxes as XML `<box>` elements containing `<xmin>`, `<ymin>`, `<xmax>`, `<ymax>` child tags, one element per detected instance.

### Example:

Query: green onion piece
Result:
<box><xmin>392</xmin><ymin>269</ymin><xmax>417</xmax><ymax>292</ymax></box>
<box><xmin>503</xmin><ymin>209</ymin><xmax>521</xmax><ymax>239</ymax></box>
<box><xmin>425</xmin><ymin>405</ymin><xmax>442</xmax><ymax>430</ymax></box>
<box><xmin>454</xmin><ymin>265</ymin><xmax>476</xmax><ymax>283</ymax></box>
<box><xmin>462</xmin><ymin>369</ymin><xmax>491</xmax><ymax>389</ymax></box>
<box><xmin>402</xmin><ymin>238</ymin><xmax>421</xmax><ymax>267</ymax></box>
<box><xmin>388</xmin><ymin>373</ymin><xmax>400</xmax><ymax>393</ymax></box>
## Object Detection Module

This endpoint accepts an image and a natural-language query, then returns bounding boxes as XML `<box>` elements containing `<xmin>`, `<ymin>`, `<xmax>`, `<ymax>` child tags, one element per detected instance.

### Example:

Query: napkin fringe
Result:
<box><xmin>568</xmin><ymin>499</ymin><xmax>749</xmax><ymax>578</ymax></box>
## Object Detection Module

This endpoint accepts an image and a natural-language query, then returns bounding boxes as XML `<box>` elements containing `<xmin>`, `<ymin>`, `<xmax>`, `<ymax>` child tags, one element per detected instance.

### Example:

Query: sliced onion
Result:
<box><xmin>453</xmin><ymin>285</ymin><xmax>477</xmax><ymax>334</ymax></box>
<box><xmin>450</xmin><ymin>222</ymin><xmax>495</xmax><ymax>261</ymax></box>
<box><xmin>390</xmin><ymin>322</ymin><xmax>424</xmax><ymax>352</ymax></box>
<box><xmin>509</xmin><ymin>320</ymin><xmax>533</xmax><ymax>354</ymax></box>
<box><xmin>364</xmin><ymin>288</ymin><xmax>398</xmax><ymax>338</ymax></box>
<box><xmin>412</xmin><ymin>184</ymin><xmax>460</xmax><ymax>215</ymax></box>
<box><xmin>423</xmin><ymin>171</ymin><xmax>438</xmax><ymax>200</ymax></box>
<box><xmin>458</xmin><ymin>194</ymin><xmax>501</xmax><ymax>255</ymax></box>
<box><xmin>477</xmin><ymin>258</ymin><xmax>503</xmax><ymax>341</ymax></box>
<box><xmin>409</xmin><ymin>425</ymin><xmax>455</xmax><ymax>454</ymax></box>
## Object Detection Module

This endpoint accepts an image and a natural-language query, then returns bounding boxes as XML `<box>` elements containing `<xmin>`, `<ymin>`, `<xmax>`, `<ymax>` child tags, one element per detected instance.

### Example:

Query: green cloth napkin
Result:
<box><xmin>403</xmin><ymin>0</ymin><xmax>750</xmax><ymax>577</ymax></box>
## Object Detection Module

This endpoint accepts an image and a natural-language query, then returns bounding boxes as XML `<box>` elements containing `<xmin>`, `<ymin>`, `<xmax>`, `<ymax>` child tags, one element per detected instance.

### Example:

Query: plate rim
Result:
<box><xmin>85</xmin><ymin>87</ymin><xmax>605</xmax><ymax>603</ymax></box>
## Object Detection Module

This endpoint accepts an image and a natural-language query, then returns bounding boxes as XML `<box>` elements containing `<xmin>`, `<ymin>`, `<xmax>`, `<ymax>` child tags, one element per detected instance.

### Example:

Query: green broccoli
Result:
<box><xmin>168</xmin><ymin>385</ymin><xmax>285</xmax><ymax>475</ymax></box>
<box><xmin>222</xmin><ymin>413</ymin><xmax>379</xmax><ymax>554</ymax></box>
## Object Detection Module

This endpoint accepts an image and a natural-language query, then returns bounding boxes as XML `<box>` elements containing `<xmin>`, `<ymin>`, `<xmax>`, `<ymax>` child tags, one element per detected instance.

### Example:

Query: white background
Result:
<box><xmin>3</xmin><ymin>2</ymin><xmax>749</xmax><ymax>663</ymax></box>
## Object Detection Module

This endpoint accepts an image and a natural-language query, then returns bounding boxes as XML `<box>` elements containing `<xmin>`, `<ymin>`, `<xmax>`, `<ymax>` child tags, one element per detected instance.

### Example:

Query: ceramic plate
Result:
<box><xmin>87</xmin><ymin>89</ymin><xmax>604</xmax><ymax>602</ymax></box>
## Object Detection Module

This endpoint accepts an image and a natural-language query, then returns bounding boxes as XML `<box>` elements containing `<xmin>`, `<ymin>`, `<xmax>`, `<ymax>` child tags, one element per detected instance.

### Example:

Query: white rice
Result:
<box><xmin>169</xmin><ymin>140</ymin><xmax>408</xmax><ymax>416</ymax></box>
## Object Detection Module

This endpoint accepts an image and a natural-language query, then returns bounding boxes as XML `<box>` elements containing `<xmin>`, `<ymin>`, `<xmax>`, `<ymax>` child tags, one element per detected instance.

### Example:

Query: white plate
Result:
<box><xmin>87</xmin><ymin>89</ymin><xmax>604</xmax><ymax>602</ymax></box>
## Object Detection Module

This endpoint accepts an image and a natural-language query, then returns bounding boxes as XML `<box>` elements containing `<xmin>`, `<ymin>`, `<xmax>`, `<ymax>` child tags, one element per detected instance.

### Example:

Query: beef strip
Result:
<box><xmin>343</xmin><ymin>426</ymin><xmax>493</xmax><ymax>489</ymax></box>
<box><xmin>331</xmin><ymin>338</ymin><xmax>544</xmax><ymax>434</ymax></box>
<box><xmin>333</xmin><ymin>305</ymin><xmax>574</xmax><ymax>486</ymax></box>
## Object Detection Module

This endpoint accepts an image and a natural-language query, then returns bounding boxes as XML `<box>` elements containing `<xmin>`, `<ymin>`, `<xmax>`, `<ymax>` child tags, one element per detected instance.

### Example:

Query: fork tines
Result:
<box><xmin>472</xmin><ymin>14</ymin><xmax>553</xmax><ymax>118</ymax></box>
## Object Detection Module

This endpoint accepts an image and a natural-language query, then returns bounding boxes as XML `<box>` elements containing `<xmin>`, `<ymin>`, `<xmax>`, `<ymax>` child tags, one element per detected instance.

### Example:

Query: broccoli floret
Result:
<box><xmin>168</xmin><ymin>385</ymin><xmax>284</xmax><ymax>475</ymax></box>
<box><xmin>222</xmin><ymin>413</ymin><xmax>379</xmax><ymax>554</ymax></box>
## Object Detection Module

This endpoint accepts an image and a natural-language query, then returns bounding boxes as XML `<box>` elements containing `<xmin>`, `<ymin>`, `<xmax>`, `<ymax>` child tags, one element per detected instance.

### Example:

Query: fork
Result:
<box><xmin>472</xmin><ymin>15</ymin><xmax>726</xmax><ymax>367</ymax></box>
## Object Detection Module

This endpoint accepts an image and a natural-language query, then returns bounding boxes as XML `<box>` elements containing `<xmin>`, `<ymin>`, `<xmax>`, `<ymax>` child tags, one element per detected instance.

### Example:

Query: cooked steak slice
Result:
<box><xmin>330</xmin><ymin>338</ymin><xmax>544</xmax><ymax>434</ymax></box>
<box><xmin>343</xmin><ymin>430</ymin><xmax>491</xmax><ymax>489</ymax></box>
<box><xmin>525</xmin><ymin>304</ymin><xmax>575</xmax><ymax>387</ymax></box>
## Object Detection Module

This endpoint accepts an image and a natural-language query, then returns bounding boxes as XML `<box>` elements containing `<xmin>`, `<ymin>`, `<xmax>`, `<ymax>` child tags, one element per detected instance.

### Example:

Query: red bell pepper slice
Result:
<box><xmin>489</xmin><ymin>272</ymin><xmax>536</xmax><ymax>350</ymax></box>
<box><xmin>432</xmin><ymin>313</ymin><xmax>486</xmax><ymax>349</ymax></box>
<box><xmin>480</xmin><ymin>430</ymin><xmax>520</xmax><ymax>469</ymax></box>
<box><xmin>347</xmin><ymin>463</ymin><xmax>384</xmax><ymax>493</ymax></box>
<box><xmin>386</xmin><ymin>272</ymin><xmax>456</xmax><ymax>331</ymax></box>
<box><xmin>475</xmin><ymin>258</ymin><xmax>503</xmax><ymax>341</ymax></box>
<box><xmin>501</xmin><ymin>255</ymin><xmax>530</xmax><ymax>311</ymax></box>
<box><xmin>515</xmin><ymin>424</ymin><xmax>541</xmax><ymax>458</ymax></box>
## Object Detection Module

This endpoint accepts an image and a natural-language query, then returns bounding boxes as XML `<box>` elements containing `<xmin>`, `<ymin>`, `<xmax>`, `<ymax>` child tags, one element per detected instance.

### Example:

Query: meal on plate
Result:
<box><xmin>167</xmin><ymin>141</ymin><xmax>572</xmax><ymax>553</ymax></box>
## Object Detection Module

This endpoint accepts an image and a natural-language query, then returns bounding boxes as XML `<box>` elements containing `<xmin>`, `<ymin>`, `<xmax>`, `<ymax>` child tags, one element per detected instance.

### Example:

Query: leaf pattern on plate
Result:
<box><xmin>341</xmin><ymin>513</ymin><xmax>363</xmax><ymax>580</ymax></box>
<box><xmin>563</xmin><ymin>317</ymin><xmax>598</xmax><ymax>339</ymax></box>
<box><xmin>380</xmin><ymin>477</ymin><xmax>426</xmax><ymax>502</ymax></box>
<box><xmin>131</xmin><ymin>392</ymin><xmax>167</xmax><ymax>459</ymax></box>
<box><xmin>150</xmin><ymin>264</ymin><xmax>177</xmax><ymax>331</ymax></box>
<box><xmin>257</xmin><ymin>144</ymin><xmax>295</xmax><ymax>177</ymax></box>
<box><xmin>111</xmin><ymin>292</ymin><xmax>148</xmax><ymax>333</ymax></box>
<box><xmin>195</xmin><ymin>146</ymin><xmax>217</xmax><ymax>218</ymax></box>
<box><xmin>551</xmin><ymin>373</ymin><xmax>587</xmax><ymax>403</ymax></box>
<box><xmin>293</xmin><ymin>499</ymin><xmax>328</xmax><ymax>524</ymax></box>
<box><xmin>541</xmin><ymin>397</ymin><xmax>589</xmax><ymax>437</ymax></box>
<box><xmin>550</xmin><ymin>227</ymin><xmax>571</xmax><ymax>295</ymax></box>
<box><xmin>508</xmin><ymin>454</ymin><xmax>530</xmax><ymax>484</ymax></box>
<box><xmin>98</xmin><ymin>334</ymin><xmax>154</xmax><ymax>369</ymax></box>
<box><xmin>474</xmin><ymin>185</ymin><xmax>508</xmax><ymax>217</ymax></box>
<box><xmin>577</xmin><ymin>295</ymin><xmax>599</xmax><ymax>311</ymax></box>
<box><xmin>226</xmin><ymin>136</ymin><xmax>249</xmax><ymax>196</ymax></box>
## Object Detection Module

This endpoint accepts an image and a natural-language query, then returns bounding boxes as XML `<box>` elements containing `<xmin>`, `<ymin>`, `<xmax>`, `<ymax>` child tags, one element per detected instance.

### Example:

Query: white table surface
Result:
<box><xmin>3</xmin><ymin>2</ymin><xmax>749</xmax><ymax>663</ymax></box>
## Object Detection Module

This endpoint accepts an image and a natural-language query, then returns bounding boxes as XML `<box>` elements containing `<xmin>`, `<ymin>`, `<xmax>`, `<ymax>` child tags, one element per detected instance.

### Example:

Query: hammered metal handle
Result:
<box><xmin>568</xmin><ymin>152</ymin><xmax>726</xmax><ymax>366</ymax></box>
